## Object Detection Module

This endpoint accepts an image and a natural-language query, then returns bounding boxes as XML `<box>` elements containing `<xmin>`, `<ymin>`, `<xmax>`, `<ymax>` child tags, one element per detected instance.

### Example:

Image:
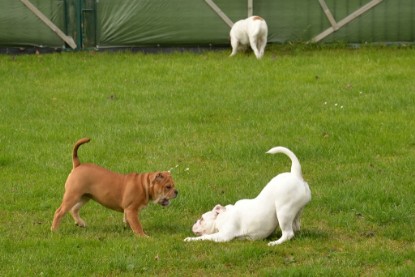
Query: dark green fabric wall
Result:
<box><xmin>0</xmin><ymin>0</ymin><xmax>414</xmax><ymax>49</ymax></box>
<box><xmin>0</xmin><ymin>0</ymin><xmax>65</xmax><ymax>47</ymax></box>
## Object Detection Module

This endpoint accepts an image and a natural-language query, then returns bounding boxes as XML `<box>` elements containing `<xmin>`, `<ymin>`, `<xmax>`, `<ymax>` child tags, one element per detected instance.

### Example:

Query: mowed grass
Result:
<box><xmin>0</xmin><ymin>45</ymin><xmax>414</xmax><ymax>276</ymax></box>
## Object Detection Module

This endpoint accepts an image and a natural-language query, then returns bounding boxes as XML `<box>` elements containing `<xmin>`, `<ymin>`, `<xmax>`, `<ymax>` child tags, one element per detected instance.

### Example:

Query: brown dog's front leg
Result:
<box><xmin>124</xmin><ymin>209</ymin><xmax>147</xmax><ymax>236</ymax></box>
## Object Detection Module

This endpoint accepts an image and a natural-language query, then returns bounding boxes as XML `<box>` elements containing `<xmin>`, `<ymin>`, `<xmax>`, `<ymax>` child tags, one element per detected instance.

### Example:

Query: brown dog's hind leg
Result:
<box><xmin>70</xmin><ymin>196</ymin><xmax>90</xmax><ymax>227</ymax></box>
<box><xmin>51</xmin><ymin>194</ymin><xmax>82</xmax><ymax>231</ymax></box>
<box><xmin>124</xmin><ymin>208</ymin><xmax>146</xmax><ymax>236</ymax></box>
<box><xmin>51</xmin><ymin>205</ymin><xmax>72</xmax><ymax>231</ymax></box>
<box><xmin>51</xmin><ymin>206</ymin><xmax>65</xmax><ymax>231</ymax></box>
<box><xmin>123</xmin><ymin>211</ymin><xmax>131</xmax><ymax>229</ymax></box>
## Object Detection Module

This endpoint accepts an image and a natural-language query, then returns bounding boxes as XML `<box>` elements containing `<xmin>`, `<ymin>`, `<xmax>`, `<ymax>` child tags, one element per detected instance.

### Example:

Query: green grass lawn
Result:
<box><xmin>0</xmin><ymin>45</ymin><xmax>414</xmax><ymax>276</ymax></box>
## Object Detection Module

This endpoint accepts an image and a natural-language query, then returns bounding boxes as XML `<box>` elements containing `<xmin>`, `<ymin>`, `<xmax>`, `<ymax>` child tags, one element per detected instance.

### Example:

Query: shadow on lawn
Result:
<box><xmin>267</xmin><ymin>228</ymin><xmax>329</xmax><ymax>242</ymax></box>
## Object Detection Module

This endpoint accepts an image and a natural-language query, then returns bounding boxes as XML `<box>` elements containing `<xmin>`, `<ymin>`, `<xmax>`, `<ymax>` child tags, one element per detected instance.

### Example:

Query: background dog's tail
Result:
<box><xmin>72</xmin><ymin>138</ymin><xmax>90</xmax><ymax>169</ymax></box>
<box><xmin>266</xmin><ymin>146</ymin><xmax>303</xmax><ymax>179</ymax></box>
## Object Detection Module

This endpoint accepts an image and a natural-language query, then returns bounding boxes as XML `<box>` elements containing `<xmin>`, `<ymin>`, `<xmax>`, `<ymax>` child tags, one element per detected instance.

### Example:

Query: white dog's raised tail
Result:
<box><xmin>266</xmin><ymin>147</ymin><xmax>303</xmax><ymax>179</ymax></box>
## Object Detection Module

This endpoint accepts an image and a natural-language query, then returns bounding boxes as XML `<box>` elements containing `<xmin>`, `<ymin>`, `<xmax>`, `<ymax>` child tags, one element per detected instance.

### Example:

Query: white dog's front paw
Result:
<box><xmin>184</xmin><ymin>237</ymin><xmax>198</xmax><ymax>242</ymax></box>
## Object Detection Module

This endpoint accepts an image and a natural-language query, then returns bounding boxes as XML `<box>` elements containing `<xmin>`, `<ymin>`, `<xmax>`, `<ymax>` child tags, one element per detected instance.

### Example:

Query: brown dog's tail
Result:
<box><xmin>72</xmin><ymin>138</ymin><xmax>90</xmax><ymax>169</ymax></box>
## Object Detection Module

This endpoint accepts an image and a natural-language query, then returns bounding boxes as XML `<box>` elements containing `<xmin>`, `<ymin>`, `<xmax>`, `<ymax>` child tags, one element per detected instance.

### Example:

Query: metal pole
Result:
<box><xmin>248</xmin><ymin>0</ymin><xmax>253</xmax><ymax>17</ymax></box>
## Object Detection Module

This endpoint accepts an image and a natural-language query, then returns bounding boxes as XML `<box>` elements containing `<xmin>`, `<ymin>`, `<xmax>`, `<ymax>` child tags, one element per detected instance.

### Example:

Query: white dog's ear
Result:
<box><xmin>213</xmin><ymin>204</ymin><xmax>226</xmax><ymax>214</ymax></box>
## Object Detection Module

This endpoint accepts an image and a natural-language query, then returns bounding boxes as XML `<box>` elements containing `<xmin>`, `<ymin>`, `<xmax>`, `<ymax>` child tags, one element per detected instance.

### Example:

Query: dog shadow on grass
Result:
<box><xmin>267</xmin><ymin>229</ymin><xmax>329</xmax><ymax>243</ymax></box>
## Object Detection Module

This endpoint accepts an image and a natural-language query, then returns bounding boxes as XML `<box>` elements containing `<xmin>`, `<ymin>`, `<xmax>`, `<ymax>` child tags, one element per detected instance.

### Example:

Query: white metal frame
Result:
<box><xmin>20</xmin><ymin>0</ymin><xmax>77</xmax><ymax>49</ymax></box>
<box><xmin>204</xmin><ymin>0</ymin><xmax>255</xmax><ymax>28</ymax></box>
<box><xmin>312</xmin><ymin>0</ymin><xmax>383</xmax><ymax>42</ymax></box>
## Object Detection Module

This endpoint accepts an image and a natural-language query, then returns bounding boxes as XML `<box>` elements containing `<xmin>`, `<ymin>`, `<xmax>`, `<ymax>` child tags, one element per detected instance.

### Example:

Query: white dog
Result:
<box><xmin>184</xmin><ymin>147</ymin><xmax>311</xmax><ymax>246</ymax></box>
<box><xmin>230</xmin><ymin>16</ymin><xmax>268</xmax><ymax>59</ymax></box>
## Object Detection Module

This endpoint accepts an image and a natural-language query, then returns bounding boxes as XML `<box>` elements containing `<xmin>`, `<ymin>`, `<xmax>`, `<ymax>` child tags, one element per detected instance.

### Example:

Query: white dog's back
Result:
<box><xmin>247</xmin><ymin>16</ymin><xmax>267</xmax><ymax>39</ymax></box>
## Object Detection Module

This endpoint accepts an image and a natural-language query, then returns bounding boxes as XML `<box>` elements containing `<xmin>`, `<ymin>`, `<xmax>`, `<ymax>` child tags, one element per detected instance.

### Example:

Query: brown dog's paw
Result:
<box><xmin>75</xmin><ymin>222</ymin><xmax>87</xmax><ymax>228</ymax></box>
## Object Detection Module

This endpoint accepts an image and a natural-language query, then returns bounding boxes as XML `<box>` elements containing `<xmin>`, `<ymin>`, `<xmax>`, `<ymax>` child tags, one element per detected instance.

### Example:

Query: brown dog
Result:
<box><xmin>51</xmin><ymin>138</ymin><xmax>178</xmax><ymax>235</ymax></box>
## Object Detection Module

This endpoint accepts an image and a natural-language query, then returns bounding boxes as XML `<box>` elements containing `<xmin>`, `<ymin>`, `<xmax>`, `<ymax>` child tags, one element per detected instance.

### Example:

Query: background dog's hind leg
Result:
<box><xmin>257</xmin><ymin>38</ymin><xmax>266</xmax><ymax>58</ymax></box>
<box><xmin>249</xmin><ymin>36</ymin><xmax>261</xmax><ymax>59</ymax></box>
<box><xmin>70</xmin><ymin>196</ymin><xmax>90</xmax><ymax>227</ymax></box>
<box><xmin>230</xmin><ymin>38</ymin><xmax>239</xmax><ymax>57</ymax></box>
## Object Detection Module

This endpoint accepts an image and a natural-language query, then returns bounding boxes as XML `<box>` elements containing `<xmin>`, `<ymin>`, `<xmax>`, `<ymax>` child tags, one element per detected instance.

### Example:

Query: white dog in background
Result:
<box><xmin>184</xmin><ymin>146</ymin><xmax>311</xmax><ymax>246</ymax></box>
<box><xmin>230</xmin><ymin>16</ymin><xmax>268</xmax><ymax>59</ymax></box>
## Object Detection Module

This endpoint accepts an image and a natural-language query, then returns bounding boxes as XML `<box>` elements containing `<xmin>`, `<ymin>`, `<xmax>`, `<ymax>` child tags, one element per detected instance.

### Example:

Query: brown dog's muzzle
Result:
<box><xmin>160</xmin><ymin>189</ymin><xmax>178</xmax><ymax>206</ymax></box>
<box><xmin>151</xmin><ymin>172</ymin><xmax>178</xmax><ymax>206</ymax></box>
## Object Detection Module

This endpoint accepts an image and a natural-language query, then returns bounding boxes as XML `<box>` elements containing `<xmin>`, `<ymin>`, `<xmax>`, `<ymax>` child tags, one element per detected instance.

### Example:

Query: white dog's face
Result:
<box><xmin>191</xmin><ymin>205</ymin><xmax>226</xmax><ymax>235</ymax></box>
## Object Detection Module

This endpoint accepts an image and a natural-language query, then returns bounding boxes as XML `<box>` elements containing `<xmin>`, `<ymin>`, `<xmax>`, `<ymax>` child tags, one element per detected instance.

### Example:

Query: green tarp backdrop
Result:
<box><xmin>0</xmin><ymin>0</ymin><xmax>414</xmax><ymax>49</ymax></box>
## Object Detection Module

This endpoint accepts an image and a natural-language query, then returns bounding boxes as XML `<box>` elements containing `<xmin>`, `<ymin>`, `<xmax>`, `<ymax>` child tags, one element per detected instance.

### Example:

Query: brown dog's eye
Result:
<box><xmin>166</xmin><ymin>185</ymin><xmax>172</xmax><ymax>190</ymax></box>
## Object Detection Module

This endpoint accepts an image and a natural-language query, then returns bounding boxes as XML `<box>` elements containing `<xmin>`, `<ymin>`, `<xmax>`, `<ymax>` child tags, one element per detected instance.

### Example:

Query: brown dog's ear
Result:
<box><xmin>152</xmin><ymin>172</ymin><xmax>164</xmax><ymax>184</ymax></box>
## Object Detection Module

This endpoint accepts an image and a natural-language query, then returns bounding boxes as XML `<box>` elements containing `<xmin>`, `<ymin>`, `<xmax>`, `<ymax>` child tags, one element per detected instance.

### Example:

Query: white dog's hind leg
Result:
<box><xmin>268</xmin><ymin>207</ymin><xmax>296</xmax><ymax>246</ymax></box>
<box><xmin>268</xmin><ymin>231</ymin><xmax>295</xmax><ymax>246</ymax></box>
<box><xmin>292</xmin><ymin>209</ymin><xmax>303</xmax><ymax>232</ymax></box>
